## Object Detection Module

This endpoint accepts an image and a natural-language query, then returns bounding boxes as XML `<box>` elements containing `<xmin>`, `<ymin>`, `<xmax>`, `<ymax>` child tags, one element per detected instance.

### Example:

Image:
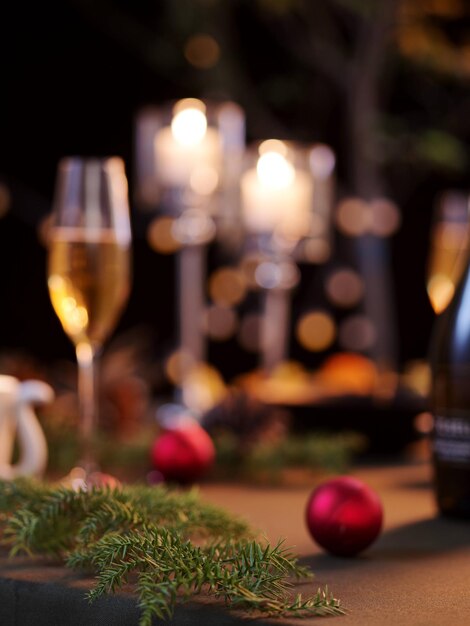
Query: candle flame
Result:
<box><xmin>256</xmin><ymin>151</ymin><xmax>295</xmax><ymax>190</ymax></box>
<box><xmin>171</xmin><ymin>100</ymin><xmax>207</xmax><ymax>146</ymax></box>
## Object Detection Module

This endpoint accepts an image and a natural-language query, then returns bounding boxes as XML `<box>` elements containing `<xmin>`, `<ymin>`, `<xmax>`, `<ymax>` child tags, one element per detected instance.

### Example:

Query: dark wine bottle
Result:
<box><xmin>431</xmin><ymin>255</ymin><xmax>470</xmax><ymax>517</ymax></box>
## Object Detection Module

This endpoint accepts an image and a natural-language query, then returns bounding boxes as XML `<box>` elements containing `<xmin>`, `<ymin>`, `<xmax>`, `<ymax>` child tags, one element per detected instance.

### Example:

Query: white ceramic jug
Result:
<box><xmin>0</xmin><ymin>375</ymin><xmax>52</xmax><ymax>479</ymax></box>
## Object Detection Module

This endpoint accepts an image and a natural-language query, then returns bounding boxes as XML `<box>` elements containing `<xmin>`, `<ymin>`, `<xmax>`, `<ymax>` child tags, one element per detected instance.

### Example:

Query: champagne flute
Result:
<box><xmin>426</xmin><ymin>191</ymin><xmax>469</xmax><ymax>315</ymax></box>
<box><xmin>47</xmin><ymin>157</ymin><xmax>131</xmax><ymax>478</ymax></box>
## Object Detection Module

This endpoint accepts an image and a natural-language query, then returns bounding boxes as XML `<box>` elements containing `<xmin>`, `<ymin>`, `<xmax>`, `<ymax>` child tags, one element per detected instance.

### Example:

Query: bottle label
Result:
<box><xmin>434</xmin><ymin>415</ymin><xmax>470</xmax><ymax>464</ymax></box>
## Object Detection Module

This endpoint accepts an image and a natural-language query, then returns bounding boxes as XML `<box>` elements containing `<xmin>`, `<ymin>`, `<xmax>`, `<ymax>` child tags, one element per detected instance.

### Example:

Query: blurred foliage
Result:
<box><xmin>212</xmin><ymin>431</ymin><xmax>366</xmax><ymax>484</ymax></box>
<box><xmin>63</xmin><ymin>0</ymin><xmax>470</xmax><ymax>197</ymax></box>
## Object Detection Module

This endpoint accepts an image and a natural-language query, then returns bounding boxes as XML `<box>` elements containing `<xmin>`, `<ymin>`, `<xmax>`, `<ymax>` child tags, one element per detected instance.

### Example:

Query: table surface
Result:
<box><xmin>1</xmin><ymin>461</ymin><xmax>470</xmax><ymax>626</ymax></box>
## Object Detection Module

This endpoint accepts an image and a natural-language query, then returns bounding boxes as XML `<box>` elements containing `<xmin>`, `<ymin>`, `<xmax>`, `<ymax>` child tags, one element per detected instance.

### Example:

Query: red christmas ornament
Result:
<box><xmin>151</xmin><ymin>420</ymin><xmax>215</xmax><ymax>483</ymax></box>
<box><xmin>306</xmin><ymin>476</ymin><xmax>383</xmax><ymax>557</ymax></box>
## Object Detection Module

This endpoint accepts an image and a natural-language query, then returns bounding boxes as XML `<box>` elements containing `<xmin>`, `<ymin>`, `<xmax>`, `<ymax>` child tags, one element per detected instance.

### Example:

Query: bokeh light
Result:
<box><xmin>256</xmin><ymin>151</ymin><xmax>295</xmax><ymax>190</ymax></box>
<box><xmin>369</xmin><ymin>198</ymin><xmax>401</xmax><ymax>237</ymax></box>
<box><xmin>338</xmin><ymin>315</ymin><xmax>376</xmax><ymax>351</ymax></box>
<box><xmin>37</xmin><ymin>212</ymin><xmax>54</xmax><ymax>247</ymax></box>
<box><xmin>171</xmin><ymin>99</ymin><xmax>207</xmax><ymax>146</ymax></box>
<box><xmin>254</xmin><ymin>261</ymin><xmax>282</xmax><ymax>290</ymax></box>
<box><xmin>309</xmin><ymin>144</ymin><xmax>336</xmax><ymax>179</ymax></box>
<box><xmin>301</xmin><ymin>238</ymin><xmax>331</xmax><ymax>263</ymax></box>
<box><xmin>0</xmin><ymin>183</ymin><xmax>11</xmax><ymax>218</ymax></box>
<box><xmin>335</xmin><ymin>197</ymin><xmax>369</xmax><ymax>236</ymax></box>
<box><xmin>190</xmin><ymin>165</ymin><xmax>219</xmax><ymax>195</ymax></box>
<box><xmin>172</xmin><ymin>209</ymin><xmax>216</xmax><ymax>245</ymax></box>
<box><xmin>258</xmin><ymin>139</ymin><xmax>288</xmax><ymax>156</ymax></box>
<box><xmin>309</xmin><ymin>213</ymin><xmax>327</xmax><ymax>237</ymax></box>
<box><xmin>427</xmin><ymin>274</ymin><xmax>455</xmax><ymax>314</ymax></box>
<box><xmin>326</xmin><ymin>268</ymin><xmax>364</xmax><ymax>308</ymax></box>
<box><xmin>240</xmin><ymin>253</ymin><xmax>267</xmax><ymax>289</ymax></box>
<box><xmin>203</xmin><ymin>305</ymin><xmax>238</xmax><ymax>341</ymax></box>
<box><xmin>413</xmin><ymin>411</ymin><xmax>434</xmax><ymax>436</ymax></box>
<box><xmin>208</xmin><ymin>267</ymin><xmax>247</xmax><ymax>306</ymax></box>
<box><xmin>184</xmin><ymin>34</ymin><xmax>220</xmax><ymax>69</ymax></box>
<box><xmin>238</xmin><ymin>313</ymin><xmax>263</xmax><ymax>352</ymax></box>
<box><xmin>296</xmin><ymin>310</ymin><xmax>336</xmax><ymax>352</ymax></box>
<box><xmin>147</xmin><ymin>216</ymin><xmax>181</xmax><ymax>254</ymax></box>
<box><xmin>164</xmin><ymin>350</ymin><xmax>195</xmax><ymax>385</ymax></box>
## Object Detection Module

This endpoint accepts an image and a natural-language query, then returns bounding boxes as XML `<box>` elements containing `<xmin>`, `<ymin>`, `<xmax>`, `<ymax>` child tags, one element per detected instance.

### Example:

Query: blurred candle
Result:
<box><xmin>241</xmin><ymin>141</ymin><xmax>313</xmax><ymax>239</ymax></box>
<box><xmin>154</xmin><ymin>98</ymin><xmax>221</xmax><ymax>189</ymax></box>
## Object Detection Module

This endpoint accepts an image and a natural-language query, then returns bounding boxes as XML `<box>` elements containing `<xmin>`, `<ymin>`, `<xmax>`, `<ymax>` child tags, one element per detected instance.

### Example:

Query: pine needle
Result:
<box><xmin>0</xmin><ymin>479</ymin><xmax>344</xmax><ymax>623</ymax></box>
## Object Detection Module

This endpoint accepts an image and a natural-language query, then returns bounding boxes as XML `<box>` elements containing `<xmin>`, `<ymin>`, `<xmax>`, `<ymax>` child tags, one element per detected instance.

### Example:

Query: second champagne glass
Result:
<box><xmin>47</xmin><ymin>157</ymin><xmax>131</xmax><ymax>478</ymax></box>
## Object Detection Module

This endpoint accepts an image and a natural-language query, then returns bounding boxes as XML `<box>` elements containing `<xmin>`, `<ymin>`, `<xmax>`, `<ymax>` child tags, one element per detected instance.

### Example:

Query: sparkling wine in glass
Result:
<box><xmin>47</xmin><ymin>157</ymin><xmax>131</xmax><ymax>477</ymax></box>
<box><xmin>427</xmin><ymin>191</ymin><xmax>469</xmax><ymax>315</ymax></box>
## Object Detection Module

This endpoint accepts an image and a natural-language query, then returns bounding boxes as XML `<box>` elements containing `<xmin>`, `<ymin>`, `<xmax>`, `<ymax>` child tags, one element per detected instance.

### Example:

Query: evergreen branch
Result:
<box><xmin>0</xmin><ymin>480</ymin><xmax>344</xmax><ymax>623</ymax></box>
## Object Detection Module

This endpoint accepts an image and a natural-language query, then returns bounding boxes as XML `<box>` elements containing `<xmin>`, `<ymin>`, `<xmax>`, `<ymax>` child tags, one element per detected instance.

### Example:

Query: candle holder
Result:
<box><xmin>296</xmin><ymin>143</ymin><xmax>336</xmax><ymax>265</ymax></box>
<box><xmin>240</xmin><ymin>140</ymin><xmax>313</xmax><ymax>373</ymax></box>
<box><xmin>135</xmin><ymin>99</ymin><xmax>245</xmax><ymax>414</ymax></box>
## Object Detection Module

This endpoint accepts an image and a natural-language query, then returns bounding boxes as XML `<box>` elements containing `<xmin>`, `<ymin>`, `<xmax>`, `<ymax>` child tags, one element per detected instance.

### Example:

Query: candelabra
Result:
<box><xmin>135</xmin><ymin>98</ymin><xmax>245</xmax><ymax>413</ymax></box>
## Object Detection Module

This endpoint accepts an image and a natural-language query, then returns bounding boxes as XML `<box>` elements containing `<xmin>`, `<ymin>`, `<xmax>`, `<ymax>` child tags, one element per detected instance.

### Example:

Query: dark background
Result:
<box><xmin>1</xmin><ymin>0</ymin><xmax>470</xmax><ymax>382</ymax></box>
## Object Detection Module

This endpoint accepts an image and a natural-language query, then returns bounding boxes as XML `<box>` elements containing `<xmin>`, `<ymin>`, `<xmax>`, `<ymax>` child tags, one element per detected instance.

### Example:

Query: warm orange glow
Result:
<box><xmin>184</xmin><ymin>34</ymin><xmax>220</xmax><ymax>69</ymax></box>
<box><xmin>302</xmin><ymin>238</ymin><xmax>331</xmax><ymax>263</ymax></box>
<box><xmin>183</xmin><ymin>363</ymin><xmax>227</xmax><ymax>413</ymax></box>
<box><xmin>147</xmin><ymin>216</ymin><xmax>181</xmax><ymax>254</ymax></box>
<box><xmin>258</xmin><ymin>139</ymin><xmax>288</xmax><ymax>156</ymax></box>
<box><xmin>209</xmin><ymin>267</ymin><xmax>247</xmax><ymax>306</ymax></box>
<box><xmin>414</xmin><ymin>411</ymin><xmax>434</xmax><ymax>435</ymax></box>
<box><xmin>296</xmin><ymin>311</ymin><xmax>336</xmax><ymax>352</ymax></box>
<box><xmin>164</xmin><ymin>350</ymin><xmax>195</xmax><ymax>385</ymax></box>
<box><xmin>48</xmin><ymin>275</ymin><xmax>89</xmax><ymax>338</ymax></box>
<box><xmin>427</xmin><ymin>218</ymin><xmax>468</xmax><ymax>313</ymax></box>
<box><xmin>427</xmin><ymin>274</ymin><xmax>455</xmax><ymax>314</ymax></box>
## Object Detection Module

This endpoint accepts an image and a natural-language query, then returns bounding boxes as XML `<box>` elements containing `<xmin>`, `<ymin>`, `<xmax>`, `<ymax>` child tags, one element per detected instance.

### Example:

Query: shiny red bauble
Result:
<box><xmin>151</xmin><ymin>421</ymin><xmax>215</xmax><ymax>483</ymax></box>
<box><xmin>306</xmin><ymin>476</ymin><xmax>383</xmax><ymax>557</ymax></box>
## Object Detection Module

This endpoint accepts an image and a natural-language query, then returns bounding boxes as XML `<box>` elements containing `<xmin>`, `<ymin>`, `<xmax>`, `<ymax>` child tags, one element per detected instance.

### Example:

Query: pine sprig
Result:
<box><xmin>0</xmin><ymin>480</ymin><xmax>344</xmax><ymax>623</ymax></box>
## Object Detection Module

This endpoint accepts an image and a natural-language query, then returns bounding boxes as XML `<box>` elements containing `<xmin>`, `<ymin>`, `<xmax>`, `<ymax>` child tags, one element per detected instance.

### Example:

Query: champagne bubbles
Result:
<box><xmin>296</xmin><ymin>311</ymin><xmax>336</xmax><ymax>352</ymax></box>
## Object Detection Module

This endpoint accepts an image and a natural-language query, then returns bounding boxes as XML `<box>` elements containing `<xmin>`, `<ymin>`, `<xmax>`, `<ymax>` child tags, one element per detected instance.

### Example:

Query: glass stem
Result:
<box><xmin>76</xmin><ymin>342</ymin><xmax>97</xmax><ymax>474</ymax></box>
